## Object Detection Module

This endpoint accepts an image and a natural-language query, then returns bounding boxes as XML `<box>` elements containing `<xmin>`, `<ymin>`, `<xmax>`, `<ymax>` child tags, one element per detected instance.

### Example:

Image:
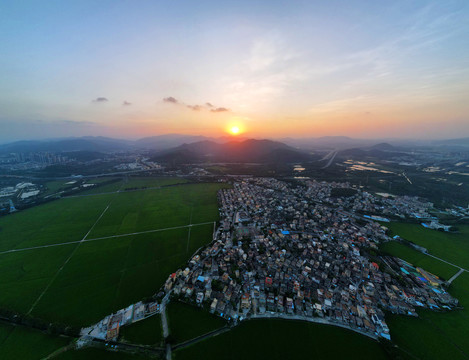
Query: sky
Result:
<box><xmin>1</xmin><ymin>0</ymin><xmax>469</xmax><ymax>142</ymax></box>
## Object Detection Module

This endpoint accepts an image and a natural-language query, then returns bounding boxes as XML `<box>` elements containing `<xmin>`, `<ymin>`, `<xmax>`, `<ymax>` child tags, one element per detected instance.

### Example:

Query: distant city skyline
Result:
<box><xmin>1</xmin><ymin>0</ymin><xmax>469</xmax><ymax>142</ymax></box>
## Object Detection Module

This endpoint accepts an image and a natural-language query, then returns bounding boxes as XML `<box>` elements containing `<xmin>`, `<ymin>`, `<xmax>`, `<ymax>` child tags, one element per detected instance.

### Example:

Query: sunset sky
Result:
<box><xmin>1</xmin><ymin>0</ymin><xmax>469</xmax><ymax>142</ymax></box>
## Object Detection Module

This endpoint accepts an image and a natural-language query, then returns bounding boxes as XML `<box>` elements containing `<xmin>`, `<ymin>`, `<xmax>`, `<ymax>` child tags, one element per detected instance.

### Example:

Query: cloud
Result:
<box><xmin>210</xmin><ymin>107</ymin><xmax>229</xmax><ymax>113</ymax></box>
<box><xmin>92</xmin><ymin>97</ymin><xmax>108</xmax><ymax>103</ymax></box>
<box><xmin>187</xmin><ymin>105</ymin><xmax>201</xmax><ymax>111</ymax></box>
<box><xmin>163</xmin><ymin>97</ymin><xmax>230</xmax><ymax>113</ymax></box>
<box><xmin>163</xmin><ymin>96</ymin><xmax>178</xmax><ymax>104</ymax></box>
<box><xmin>123</xmin><ymin>101</ymin><xmax>132</xmax><ymax>106</ymax></box>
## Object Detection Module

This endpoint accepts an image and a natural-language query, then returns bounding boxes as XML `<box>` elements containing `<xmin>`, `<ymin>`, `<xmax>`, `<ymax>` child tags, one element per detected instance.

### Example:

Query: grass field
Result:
<box><xmin>0</xmin><ymin>194</ymin><xmax>112</xmax><ymax>250</ymax></box>
<box><xmin>0</xmin><ymin>179</ymin><xmax>229</xmax><ymax>327</ymax></box>
<box><xmin>167</xmin><ymin>301</ymin><xmax>226</xmax><ymax>344</ymax></box>
<box><xmin>385</xmin><ymin>222</ymin><xmax>469</xmax><ymax>269</ymax></box>
<box><xmin>380</xmin><ymin>236</ymin><xmax>469</xmax><ymax>360</ymax></box>
<box><xmin>387</xmin><ymin>273</ymin><xmax>469</xmax><ymax>360</ymax></box>
<box><xmin>43</xmin><ymin>180</ymin><xmax>73</xmax><ymax>195</ymax></box>
<box><xmin>119</xmin><ymin>314</ymin><xmax>163</xmax><ymax>346</ymax></box>
<box><xmin>0</xmin><ymin>323</ymin><xmax>70</xmax><ymax>360</ymax></box>
<box><xmin>80</xmin><ymin>177</ymin><xmax>188</xmax><ymax>195</ymax></box>
<box><xmin>174</xmin><ymin>319</ymin><xmax>389</xmax><ymax>360</ymax></box>
<box><xmin>379</xmin><ymin>241</ymin><xmax>458</xmax><ymax>280</ymax></box>
<box><xmin>55</xmin><ymin>347</ymin><xmax>151</xmax><ymax>360</ymax></box>
<box><xmin>87</xmin><ymin>183</ymin><xmax>223</xmax><ymax>238</ymax></box>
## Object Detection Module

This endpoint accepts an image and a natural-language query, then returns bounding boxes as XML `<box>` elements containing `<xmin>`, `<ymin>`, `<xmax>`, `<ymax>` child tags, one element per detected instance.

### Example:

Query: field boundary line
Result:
<box><xmin>27</xmin><ymin>204</ymin><xmax>111</xmax><ymax>315</ymax></box>
<box><xmin>0</xmin><ymin>222</ymin><xmax>215</xmax><ymax>256</ymax></box>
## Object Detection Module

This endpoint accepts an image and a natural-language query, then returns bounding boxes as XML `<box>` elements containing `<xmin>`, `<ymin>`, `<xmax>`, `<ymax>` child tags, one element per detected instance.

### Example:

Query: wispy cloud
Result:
<box><xmin>210</xmin><ymin>107</ymin><xmax>229</xmax><ymax>113</ymax></box>
<box><xmin>164</xmin><ymin>96</ymin><xmax>230</xmax><ymax>113</ymax></box>
<box><xmin>163</xmin><ymin>96</ymin><xmax>178</xmax><ymax>104</ymax></box>
<box><xmin>92</xmin><ymin>97</ymin><xmax>108</xmax><ymax>103</ymax></box>
<box><xmin>123</xmin><ymin>101</ymin><xmax>132</xmax><ymax>106</ymax></box>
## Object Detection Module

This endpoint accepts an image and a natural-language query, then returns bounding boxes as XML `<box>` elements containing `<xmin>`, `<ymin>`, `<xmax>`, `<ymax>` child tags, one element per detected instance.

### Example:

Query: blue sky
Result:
<box><xmin>1</xmin><ymin>0</ymin><xmax>468</xmax><ymax>142</ymax></box>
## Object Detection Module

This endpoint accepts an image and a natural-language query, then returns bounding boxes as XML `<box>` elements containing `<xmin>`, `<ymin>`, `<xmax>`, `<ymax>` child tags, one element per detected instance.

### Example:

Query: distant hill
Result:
<box><xmin>367</xmin><ymin>142</ymin><xmax>398</xmax><ymax>152</ymax></box>
<box><xmin>62</xmin><ymin>151</ymin><xmax>110</xmax><ymax>161</ymax></box>
<box><xmin>136</xmin><ymin>134</ymin><xmax>214</xmax><ymax>150</ymax></box>
<box><xmin>280</xmin><ymin>136</ymin><xmax>379</xmax><ymax>150</ymax></box>
<box><xmin>338</xmin><ymin>143</ymin><xmax>407</xmax><ymax>160</ymax></box>
<box><xmin>152</xmin><ymin>139</ymin><xmax>312</xmax><ymax>164</ymax></box>
<box><xmin>435</xmin><ymin>137</ymin><xmax>469</xmax><ymax>147</ymax></box>
<box><xmin>0</xmin><ymin>136</ymin><xmax>132</xmax><ymax>153</ymax></box>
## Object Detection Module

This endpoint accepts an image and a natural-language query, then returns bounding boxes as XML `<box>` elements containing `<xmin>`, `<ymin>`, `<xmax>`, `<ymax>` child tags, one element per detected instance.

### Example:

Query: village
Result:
<box><xmin>81</xmin><ymin>177</ymin><xmax>460</xmax><ymax>343</ymax></box>
<box><xmin>162</xmin><ymin>178</ymin><xmax>459</xmax><ymax>341</ymax></box>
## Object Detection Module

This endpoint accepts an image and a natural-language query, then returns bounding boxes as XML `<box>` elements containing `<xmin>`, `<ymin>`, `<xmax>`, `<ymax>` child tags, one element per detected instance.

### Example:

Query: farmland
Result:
<box><xmin>55</xmin><ymin>347</ymin><xmax>151</xmax><ymax>360</ymax></box>
<box><xmin>380</xmin><ymin>225</ymin><xmax>469</xmax><ymax>360</ymax></box>
<box><xmin>173</xmin><ymin>319</ymin><xmax>389</xmax><ymax>360</ymax></box>
<box><xmin>379</xmin><ymin>241</ymin><xmax>458</xmax><ymax>280</ymax></box>
<box><xmin>167</xmin><ymin>301</ymin><xmax>226</xmax><ymax>344</ymax></box>
<box><xmin>384</xmin><ymin>222</ymin><xmax>469</xmax><ymax>269</ymax></box>
<box><xmin>0</xmin><ymin>322</ymin><xmax>69</xmax><ymax>360</ymax></box>
<box><xmin>0</xmin><ymin>178</ymin><xmax>229</xmax><ymax>327</ymax></box>
<box><xmin>386</xmin><ymin>273</ymin><xmax>469</xmax><ymax>360</ymax></box>
<box><xmin>119</xmin><ymin>314</ymin><xmax>163</xmax><ymax>346</ymax></box>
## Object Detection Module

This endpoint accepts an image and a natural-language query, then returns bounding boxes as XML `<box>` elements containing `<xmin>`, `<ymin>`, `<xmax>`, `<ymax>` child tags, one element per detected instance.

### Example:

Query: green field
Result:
<box><xmin>167</xmin><ymin>301</ymin><xmax>226</xmax><ymax>344</ymax></box>
<box><xmin>381</xmin><ymin>235</ymin><xmax>469</xmax><ymax>360</ymax></box>
<box><xmin>174</xmin><ymin>319</ymin><xmax>388</xmax><ymax>360</ymax></box>
<box><xmin>0</xmin><ymin>195</ymin><xmax>112</xmax><ymax>250</ymax></box>
<box><xmin>0</xmin><ymin>322</ymin><xmax>70</xmax><ymax>360</ymax></box>
<box><xmin>43</xmin><ymin>180</ymin><xmax>73</xmax><ymax>195</ymax></box>
<box><xmin>385</xmin><ymin>222</ymin><xmax>469</xmax><ymax>269</ymax></box>
<box><xmin>380</xmin><ymin>241</ymin><xmax>458</xmax><ymax>280</ymax></box>
<box><xmin>79</xmin><ymin>177</ymin><xmax>189</xmax><ymax>195</ymax></box>
<box><xmin>55</xmin><ymin>347</ymin><xmax>152</xmax><ymax>360</ymax></box>
<box><xmin>119</xmin><ymin>315</ymin><xmax>163</xmax><ymax>346</ymax></box>
<box><xmin>387</xmin><ymin>273</ymin><xmax>469</xmax><ymax>360</ymax></box>
<box><xmin>0</xmin><ymin>179</ymin><xmax>229</xmax><ymax>327</ymax></box>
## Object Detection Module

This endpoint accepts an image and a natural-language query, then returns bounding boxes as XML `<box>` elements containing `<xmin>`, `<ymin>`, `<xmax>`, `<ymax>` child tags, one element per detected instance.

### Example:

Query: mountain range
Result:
<box><xmin>151</xmin><ymin>139</ymin><xmax>313</xmax><ymax>164</ymax></box>
<box><xmin>1</xmin><ymin>135</ymin><xmax>469</xmax><ymax>157</ymax></box>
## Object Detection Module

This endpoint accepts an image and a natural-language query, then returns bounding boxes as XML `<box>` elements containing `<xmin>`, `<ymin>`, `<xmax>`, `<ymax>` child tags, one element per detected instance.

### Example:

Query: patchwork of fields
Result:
<box><xmin>1</xmin><ymin>180</ymin><xmax>469</xmax><ymax>360</ymax></box>
<box><xmin>0</xmin><ymin>179</ymin><xmax>229</xmax><ymax>328</ymax></box>
<box><xmin>0</xmin><ymin>322</ymin><xmax>69</xmax><ymax>359</ymax></box>
<box><xmin>380</xmin><ymin>223</ymin><xmax>469</xmax><ymax>360</ymax></box>
<box><xmin>385</xmin><ymin>222</ymin><xmax>469</xmax><ymax>269</ymax></box>
<box><xmin>173</xmin><ymin>319</ymin><xmax>389</xmax><ymax>360</ymax></box>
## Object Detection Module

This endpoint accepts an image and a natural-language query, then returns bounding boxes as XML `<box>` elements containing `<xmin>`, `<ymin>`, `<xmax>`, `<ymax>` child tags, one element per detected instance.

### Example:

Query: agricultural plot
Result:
<box><xmin>55</xmin><ymin>347</ymin><xmax>150</xmax><ymax>360</ymax></box>
<box><xmin>174</xmin><ymin>319</ymin><xmax>388</xmax><ymax>360</ymax></box>
<box><xmin>87</xmin><ymin>183</ymin><xmax>224</xmax><ymax>238</ymax></box>
<box><xmin>0</xmin><ymin>195</ymin><xmax>112</xmax><ymax>251</ymax></box>
<box><xmin>385</xmin><ymin>222</ymin><xmax>469</xmax><ymax>269</ymax></box>
<box><xmin>387</xmin><ymin>273</ymin><xmax>469</xmax><ymax>360</ymax></box>
<box><xmin>0</xmin><ymin>323</ymin><xmax>70</xmax><ymax>360</ymax></box>
<box><xmin>167</xmin><ymin>301</ymin><xmax>226</xmax><ymax>344</ymax></box>
<box><xmin>0</xmin><ymin>180</ymin><xmax>228</xmax><ymax>328</ymax></box>
<box><xmin>31</xmin><ymin>226</ymin><xmax>214</xmax><ymax>326</ymax></box>
<box><xmin>381</xmin><ymin>237</ymin><xmax>469</xmax><ymax>360</ymax></box>
<box><xmin>379</xmin><ymin>241</ymin><xmax>458</xmax><ymax>280</ymax></box>
<box><xmin>79</xmin><ymin>176</ymin><xmax>188</xmax><ymax>195</ymax></box>
<box><xmin>119</xmin><ymin>314</ymin><xmax>163</xmax><ymax>346</ymax></box>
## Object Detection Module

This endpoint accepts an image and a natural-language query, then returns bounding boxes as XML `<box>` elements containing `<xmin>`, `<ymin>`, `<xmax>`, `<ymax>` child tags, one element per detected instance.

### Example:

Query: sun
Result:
<box><xmin>229</xmin><ymin>126</ymin><xmax>240</xmax><ymax>135</ymax></box>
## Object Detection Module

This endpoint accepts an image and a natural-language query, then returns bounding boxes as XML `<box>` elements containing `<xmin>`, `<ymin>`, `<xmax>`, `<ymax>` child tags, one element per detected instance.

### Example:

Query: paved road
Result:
<box><xmin>161</xmin><ymin>292</ymin><xmax>171</xmax><ymax>338</ymax></box>
<box><xmin>172</xmin><ymin>326</ymin><xmax>230</xmax><ymax>351</ymax></box>
<box><xmin>425</xmin><ymin>253</ymin><xmax>467</xmax><ymax>273</ymax></box>
<box><xmin>0</xmin><ymin>221</ymin><xmax>215</xmax><ymax>256</ymax></box>
<box><xmin>447</xmin><ymin>268</ymin><xmax>466</xmax><ymax>285</ymax></box>
<box><xmin>321</xmin><ymin>150</ymin><xmax>338</xmax><ymax>169</ymax></box>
